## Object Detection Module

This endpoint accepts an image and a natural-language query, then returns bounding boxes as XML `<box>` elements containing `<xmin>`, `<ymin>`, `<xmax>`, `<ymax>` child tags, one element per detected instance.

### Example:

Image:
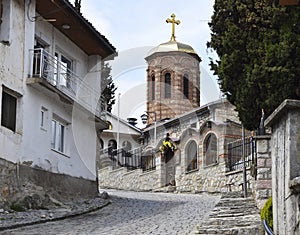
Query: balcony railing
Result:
<box><xmin>28</xmin><ymin>48</ymin><xmax>105</xmax><ymax>119</ymax></box>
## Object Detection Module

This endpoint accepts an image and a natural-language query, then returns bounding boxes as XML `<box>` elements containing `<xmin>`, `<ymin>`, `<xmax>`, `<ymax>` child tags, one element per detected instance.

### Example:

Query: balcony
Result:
<box><xmin>27</xmin><ymin>48</ymin><xmax>107</xmax><ymax>126</ymax></box>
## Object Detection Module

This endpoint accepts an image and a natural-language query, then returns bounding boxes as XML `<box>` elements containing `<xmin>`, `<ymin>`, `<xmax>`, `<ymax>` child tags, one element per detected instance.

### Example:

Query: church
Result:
<box><xmin>98</xmin><ymin>14</ymin><xmax>246</xmax><ymax>193</ymax></box>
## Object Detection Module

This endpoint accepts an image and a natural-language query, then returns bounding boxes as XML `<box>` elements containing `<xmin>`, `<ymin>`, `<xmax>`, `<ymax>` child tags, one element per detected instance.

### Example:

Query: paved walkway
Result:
<box><xmin>0</xmin><ymin>190</ymin><xmax>220</xmax><ymax>235</ymax></box>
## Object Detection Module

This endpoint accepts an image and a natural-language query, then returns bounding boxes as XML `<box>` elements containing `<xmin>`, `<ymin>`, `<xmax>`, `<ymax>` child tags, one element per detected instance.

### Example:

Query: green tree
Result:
<box><xmin>208</xmin><ymin>0</ymin><xmax>300</xmax><ymax>130</ymax></box>
<box><xmin>101</xmin><ymin>62</ymin><xmax>117</xmax><ymax>113</ymax></box>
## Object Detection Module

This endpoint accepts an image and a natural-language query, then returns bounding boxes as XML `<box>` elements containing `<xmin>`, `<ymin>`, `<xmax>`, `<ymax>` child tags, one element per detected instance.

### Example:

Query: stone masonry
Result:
<box><xmin>251</xmin><ymin>135</ymin><xmax>272</xmax><ymax>209</ymax></box>
<box><xmin>0</xmin><ymin>158</ymin><xmax>98</xmax><ymax>209</ymax></box>
<box><xmin>265</xmin><ymin>99</ymin><xmax>300</xmax><ymax>235</ymax></box>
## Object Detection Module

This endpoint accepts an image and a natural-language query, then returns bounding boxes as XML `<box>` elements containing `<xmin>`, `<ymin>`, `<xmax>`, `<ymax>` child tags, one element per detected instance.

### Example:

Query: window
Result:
<box><xmin>204</xmin><ymin>133</ymin><xmax>218</xmax><ymax>166</ymax></box>
<box><xmin>0</xmin><ymin>0</ymin><xmax>12</xmax><ymax>44</ymax></box>
<box><xmin>108</xmin><ymin>139</ymin><xmax>117</xmax><ymax>155</ymax></box>
<box><xmin>186</xmin><ymin>140</ymin><xmax>198</xmax><ymax>172</ymax></box>
<box><xmin>32</xmin><ymin>38</ymin><xmax>49</xmax><ymax>77</ymax></box>
<box><xmin>1</xmin><ymin>90</ymin><xmax>17</xmax><ymax>132</ymax></box>
<box><xmin>122</xmin><ymin>140</ymin><xmax>132</xmax><ymax>151</ymax></box>
<box><xmin>151</xmin><ymin>75</ymin><xmax>155</xmax><ymax>100</ymax></box>
<box><xmin>54</xmin><ymin>52</ymin><xmax>73</xmax><ymax>92</ymax></box>
<box><xmin>183</xmin><ymin>74</ymin><xmax>189</xmax><ymax>99</ymax></box>
<box><xmin>40</xmin><ymin>107</ymin><xmax>48</xmax><ymax>129</ymax></box>
<box><xmin>99</xmin><ymin>138</ymin><xmax>104</xmax><ymax>149</ymax></box>
<box><xmin>51</xmin><ymin>119</ymin><xmax>65</xmax><ymax>152</ymax></box>
<box><xmin>165</xmin><ymin>73</ymin><xmax>171</xmax><ymax>98</ymax></box>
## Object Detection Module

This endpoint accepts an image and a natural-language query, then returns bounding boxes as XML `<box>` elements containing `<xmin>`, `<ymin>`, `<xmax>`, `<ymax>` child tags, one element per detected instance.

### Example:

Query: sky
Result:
<box><xmin>80</xmin><ymin>0</ymin><xmax>220</xmax><ymax>127</ymax></box>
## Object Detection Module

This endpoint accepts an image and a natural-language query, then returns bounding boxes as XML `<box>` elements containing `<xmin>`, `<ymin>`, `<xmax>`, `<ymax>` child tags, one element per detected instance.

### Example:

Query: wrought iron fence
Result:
<box><xmin>226</xmin><ymin>137</ymin><xmax>256</xmax><ymax>172</ymax></box>
<box><xmin>100</xmin><ymin>146</ymin><xmax>156</xmax><ymax>172</ymax></box>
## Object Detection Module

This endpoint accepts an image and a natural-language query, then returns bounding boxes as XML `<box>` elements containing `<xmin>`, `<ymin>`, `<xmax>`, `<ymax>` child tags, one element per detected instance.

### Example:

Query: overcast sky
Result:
<box><xmin>80</xmin><ymin>0</ymin><xmax>220</xmax><ymax>126</ymax></box>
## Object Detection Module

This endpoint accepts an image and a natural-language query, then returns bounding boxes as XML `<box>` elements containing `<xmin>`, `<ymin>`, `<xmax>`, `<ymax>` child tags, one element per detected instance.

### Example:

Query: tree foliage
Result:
<box><xmin>208</xmin><ymin>0</ymin><xmax>300</xmax><ymax>130</ymax></box>
<box><xmin>101</xmin><ymin>62</ymin><xmax>117</xmax><ymax>113</ymax></box>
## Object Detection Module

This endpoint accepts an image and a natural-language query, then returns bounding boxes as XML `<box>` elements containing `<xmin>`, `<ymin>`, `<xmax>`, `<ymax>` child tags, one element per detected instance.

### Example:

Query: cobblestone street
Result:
<box><xmin>1</xmin><ymin>190</ymin><xmax>220</xmax><ymax>235</ymax></box>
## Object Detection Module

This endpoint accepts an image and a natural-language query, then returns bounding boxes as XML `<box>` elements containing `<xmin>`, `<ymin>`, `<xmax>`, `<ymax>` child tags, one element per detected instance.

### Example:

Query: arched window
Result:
<box><xmin>99</xmin><ymin>138</ymin><xmax>104</xmax><ymax>149</ymax></box>
<box><xmin>186</xmin><ymin>140</ymin><xmax>198</xmax><ymax>172</ymax></box>
<box><xmin>183</xmin><ymin>74</ymin><xmax>189</xmax><ymax>99</ymax></box>
<box><xmin>108</xmin><ymin>139</ymin><xmax>117</xmax><ymax>155</ymax></box>
<box><xmin>165</xmin><ymin>73</ymin><xmax>171</xmax><ymax>98</ymax></box>
<box><xmin>204</xmin><ymin>133</ymin><xmax>218</xmax><ymax>166</ymax></box>
<box><xmin>122</xmin><ymin>140</ymin><xmax>132</xmax><ymax>151</ymax></box>
<box><xmin>151</xmin><ymin>75</ymin><xmax>155</xmax><ymax>100</ymax></box>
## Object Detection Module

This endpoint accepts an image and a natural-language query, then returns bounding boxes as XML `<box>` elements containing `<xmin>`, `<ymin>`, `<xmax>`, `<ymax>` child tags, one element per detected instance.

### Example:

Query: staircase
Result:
<box><xmin>196</xmin><ymin>192</ymin><xmax>264</xmax><ymax>235</ymax></box>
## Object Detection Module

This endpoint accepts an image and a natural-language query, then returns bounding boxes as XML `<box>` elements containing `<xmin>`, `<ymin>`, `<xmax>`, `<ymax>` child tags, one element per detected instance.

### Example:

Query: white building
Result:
<box><xmin>98</xmin><ymin>113</ymin><xmax>142</xmax><ymax>169</ymax></box>
<box><xmin>0</xmin><ymin>0</ymin><xmax>116</xmax><ymax>183</ymax></box>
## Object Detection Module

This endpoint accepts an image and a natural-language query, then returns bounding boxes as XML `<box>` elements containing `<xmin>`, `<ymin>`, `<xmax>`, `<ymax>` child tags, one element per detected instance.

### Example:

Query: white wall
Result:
<box><xmin>0</xmin><ymin>0</ymin><xmax>25</xmax><ymax>163</ymax></box>
<box><xmin>0</xmin><ymin>0</ymin><xmax>104</xmax><ymax>180</ymax></box>
<box><xmin>20</xmin><ymin>3</ymin><xmax>102</xmax><ymax>180</ymax></box>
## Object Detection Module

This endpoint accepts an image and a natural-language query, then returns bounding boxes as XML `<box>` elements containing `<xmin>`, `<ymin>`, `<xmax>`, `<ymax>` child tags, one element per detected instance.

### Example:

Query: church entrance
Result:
<box><xmin>165</xmin><ymin>151</ymin><xmax>176</xmax><ymax>186</ymax></box>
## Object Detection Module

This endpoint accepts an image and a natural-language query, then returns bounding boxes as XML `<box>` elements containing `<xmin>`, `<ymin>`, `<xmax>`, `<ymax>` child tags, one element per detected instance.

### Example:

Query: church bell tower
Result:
<box><xmin>145</xmin><ymin>14</ymin><xmax>201</xmax><ymax>125</ymax></box>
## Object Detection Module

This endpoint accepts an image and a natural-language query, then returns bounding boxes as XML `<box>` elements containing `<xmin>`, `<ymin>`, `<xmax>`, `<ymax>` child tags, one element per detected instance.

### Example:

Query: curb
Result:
<box><xmin>0</xmin><ymin>200</ymin><xmax>111</xmax><ymax>232</ymax></box>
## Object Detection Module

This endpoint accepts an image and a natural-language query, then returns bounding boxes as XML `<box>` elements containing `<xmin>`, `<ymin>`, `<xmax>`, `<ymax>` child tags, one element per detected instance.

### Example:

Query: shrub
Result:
<box><xmin>10</xmin><ymin>203</ymin><xmax>25</xmax><ymax>212</ymax></box>
<box><xmin>261</xmin><ymin>196</ymin><xmax>273</xmax><ymax>230</ymax></box>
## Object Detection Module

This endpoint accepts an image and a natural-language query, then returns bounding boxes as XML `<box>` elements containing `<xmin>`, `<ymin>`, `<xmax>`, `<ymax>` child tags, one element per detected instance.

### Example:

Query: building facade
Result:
<box><xmin>98</xmin><ymin>14</ymin><xmax>249</xmax><ymax>192</ymax></box>
<box><xmin>0</xmin><ymin>0</ymin><xmax>116</xmax><ymax>203</ymax></box>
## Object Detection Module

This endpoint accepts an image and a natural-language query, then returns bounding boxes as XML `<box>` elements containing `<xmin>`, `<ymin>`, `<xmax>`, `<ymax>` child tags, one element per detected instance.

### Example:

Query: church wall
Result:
<box><xmin>98</xmin><ymin>166</ymin><xmax>160</xmax><ymax>191</ymax></box>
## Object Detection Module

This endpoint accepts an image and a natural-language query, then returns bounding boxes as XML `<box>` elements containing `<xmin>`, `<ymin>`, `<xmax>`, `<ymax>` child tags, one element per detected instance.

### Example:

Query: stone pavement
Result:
<box><xmin>195</xmin><ymin>192</ymin><xmax>263</xmax><ymax>235</ymax></box>
<box><xmin>0</xmin><ymin>190</ymin><xmax>220</xmax><ymax>235</ymax></box>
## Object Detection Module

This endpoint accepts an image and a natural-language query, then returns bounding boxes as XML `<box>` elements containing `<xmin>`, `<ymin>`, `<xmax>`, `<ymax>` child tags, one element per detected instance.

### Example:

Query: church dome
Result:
<box><xmin>147</xmin><ymin>40</ymin><xmax>198</xmax><ymax>57</ymax></box>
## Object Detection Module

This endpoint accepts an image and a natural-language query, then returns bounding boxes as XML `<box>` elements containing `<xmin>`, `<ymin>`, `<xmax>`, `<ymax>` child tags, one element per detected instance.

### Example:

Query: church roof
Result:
<box><xmin>146</xmin><ymin>40</ymin><xmax>201</xmax><ymax>62</ymax></box>
<box><xmin>146</xmin><ymin>14</ymin><xmax>200</xmax><ymax>61</ymax></box>
<box><xmin>147</xmin><ymin>40</ymin><xmax>198</xmax><ymax>57</ymax></box>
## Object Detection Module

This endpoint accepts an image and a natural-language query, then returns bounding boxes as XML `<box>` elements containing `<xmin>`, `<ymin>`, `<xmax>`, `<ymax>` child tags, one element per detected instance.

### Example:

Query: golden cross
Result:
<box><xmin>166</xmin><ymin>14</ymin><xmax>181</xmax><ymax>42</ymax></box>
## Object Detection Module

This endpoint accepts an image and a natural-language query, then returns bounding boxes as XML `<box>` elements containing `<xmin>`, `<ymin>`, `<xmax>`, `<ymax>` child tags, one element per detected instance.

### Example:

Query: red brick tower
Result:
<box><xmin>145</xmin><ymin>14</ymin><xmax>201</xmax><ymax>124</ymax></box>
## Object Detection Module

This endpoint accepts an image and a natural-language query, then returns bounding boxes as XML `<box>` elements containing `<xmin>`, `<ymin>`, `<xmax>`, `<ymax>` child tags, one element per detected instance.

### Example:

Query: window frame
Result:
<box><xmin>183</xmin><ymin>74</ymin><xmax>189</xmax><ymax>99</ymax></box>
<box><xmin>185</xmin><ymin>140</ymin><xmax>198</xmax><ymax>172</ymax></box>
<box><xmin>122</xmin><ymin>140</ymin><xmax>132</xmax><ymax>151</ymax></box>
<box><xmin>164</xmin><ymin>73</ymin><xmax>171</xmax><ymax>98</ymax></box>
<box><xmin>0</xmin><ymin>0</ymin><xmax>12</xmax><ymax>44</ymax></box>
<box><xmin>1</xmin><ymin>89</ymin><xmax>17</xmax><ymax>132</ymax></box>
<box><xmin>40</xmin><ymin>106</ymin><xmax>48</xmax><ymax>130</ymax></box>
<box><xmin>54</xmin><ymin>51</ymin><xmax>73</xmax><ymax>90</ymax></box>
<box><xmin>151</xmin><ymin>74</ymin><xmax>155</xmax><ymax>100</ymax></box>
<box><xmin>203</xmin><ymin>133</ymin><xmax>218</xmax><ymax>167</ymax></box>
<box><xmin>51</xmin><ymin>118</ymin><xmax>66</xmax><ymax>153</ymax></box>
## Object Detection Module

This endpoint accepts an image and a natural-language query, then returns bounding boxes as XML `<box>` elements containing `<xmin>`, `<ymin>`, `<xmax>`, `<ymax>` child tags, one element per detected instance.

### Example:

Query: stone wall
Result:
<box><xmin>0</xmin><ymin>158</ymin><xmax>20</xmax><ymax>207</ymax></box>
<box><xmin>251</xmin><ymin>135</ymin><xmax>272</xmax><ymax>209</ymax></box>
<box><xmin>98</xmin><ymin>166</ymin><xmax>160</xmax><ymax>191</ymax></box>
<box><xmin>0</xmin><ymin>158</ymin><xmax>98</xmax><ymax>208</ymax></box>
<box><xmin>176</xmin><ymin>163</ymin><xmax>232</xmax><ymax>193</ymax></box>
<box><xmin>265</xmin><ymin>99</ymin><xmax>300</xmax><ymax>235</ymax></box>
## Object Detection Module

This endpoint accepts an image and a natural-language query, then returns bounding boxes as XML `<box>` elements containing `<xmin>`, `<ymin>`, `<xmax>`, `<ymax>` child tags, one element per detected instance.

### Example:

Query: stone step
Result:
<box><xmin>209</xmin><ymin>208</ymin><xmax>259</xmax><ymax>217</ymax></box>
<box><xmin>195</xmin><ymin>192</ymin><xmax>263</xmax><ymax>234</ymax></box>
<box><xmin>196</xmin><ymin>225</ymin><xmax>262</xmax><ymax>235</ymax></box>
<box><xmin>204</xmin><ymin>216</ymin><xmax>261</xmax><ymax>227</ymax></box>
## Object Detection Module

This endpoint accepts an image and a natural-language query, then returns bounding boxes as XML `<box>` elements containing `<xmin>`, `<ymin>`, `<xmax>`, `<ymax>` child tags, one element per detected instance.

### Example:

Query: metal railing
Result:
<box><xmin>226</xmin><ymin>137</ymin><xmax>256</xmax><ymax>172</ymax></box>
<box><xmin>100</xmin><ymin>146</ymin><xmax>156</xmax><ymax>172</ymax></box>
<box><xmin>29</xmin><ymin>48</ymin><xmax>105</xmax><ymax>118</ymax></box>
